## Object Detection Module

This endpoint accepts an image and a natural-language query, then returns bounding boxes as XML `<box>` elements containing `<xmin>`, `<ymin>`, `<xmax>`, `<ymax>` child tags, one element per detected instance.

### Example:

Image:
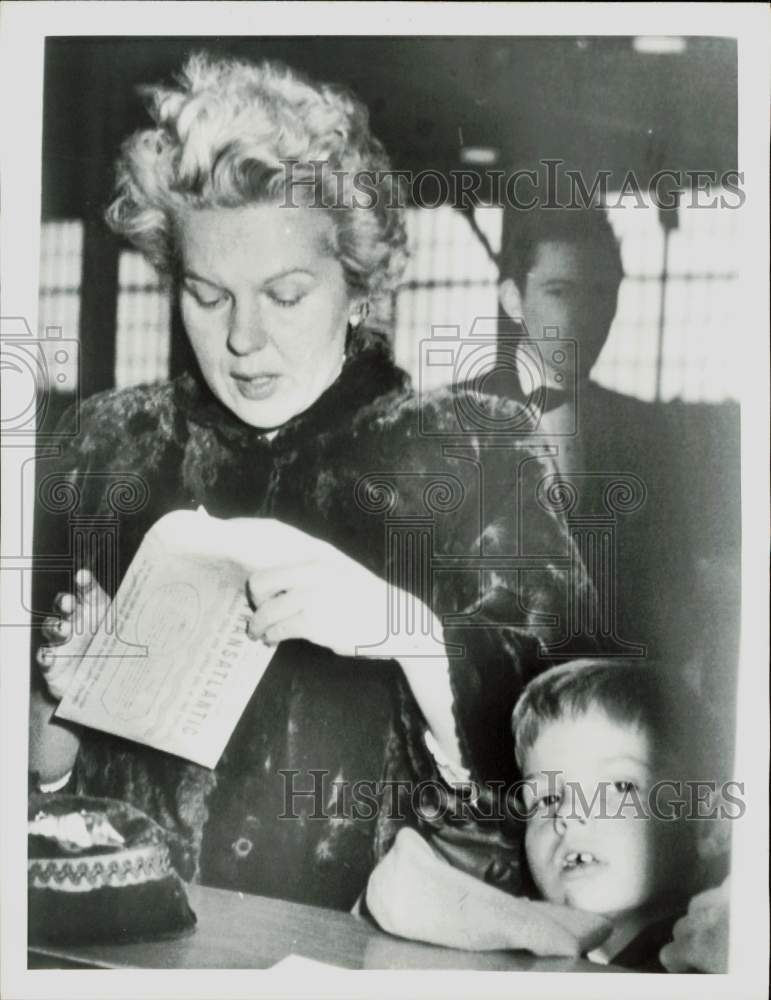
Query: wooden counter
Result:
<box><xmin>28</xmin><ymin>884</ymin><xmax>620</xmax><ymax>971</ymax></box>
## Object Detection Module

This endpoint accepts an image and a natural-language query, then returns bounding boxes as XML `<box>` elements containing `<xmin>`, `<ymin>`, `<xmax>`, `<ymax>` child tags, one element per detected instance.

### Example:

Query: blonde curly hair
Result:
<box><xmin>106</xmin><ymin>52</ymin><xmax>408</xmax><ymax>297</ymax></box>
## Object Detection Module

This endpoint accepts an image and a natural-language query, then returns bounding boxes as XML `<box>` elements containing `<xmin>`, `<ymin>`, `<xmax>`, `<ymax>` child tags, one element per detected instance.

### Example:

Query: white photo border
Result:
<box><xmin>1</xmin><ymin>3</ymin><xmax>768</xmax><ymax>999</ymax></box>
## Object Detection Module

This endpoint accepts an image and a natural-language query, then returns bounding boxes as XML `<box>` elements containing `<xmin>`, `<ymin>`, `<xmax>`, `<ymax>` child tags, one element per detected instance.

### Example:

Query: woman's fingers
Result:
<box><xmin>76</xmin><ymin>570</ymin><xmax>110</xmax><ymax>634</ymax></box>
<box><xmin>41</xmin><ymin>613</ymin><xmax>72</xmax><ymax>645</ymax></box>
<box><xmin>247</xmin><ymin>588</ymin><xmax>307</xmax><ymax>641</ymax></box>
<box><xmin>54</xmin><ymin>592</ymin><xmax>76</xmax><ymax>615</ymax></box>
<box><xmin>42</xmin><ymin>589</ymin><xmax>80</xmax><ymax>643</ymax></box>
<box><xmin>260</xmin><ymin>611</ymin><xmax>306</xmax><ymax>646</ymax></box>
<box><xmin>37</xmin><ymin>570</ymin><xmax>113</xmax><ymax>702</ymax></box>
<box><xmin>37</xmin><ymin>644</ymin><xmax>56</xmax><ymax>671</ymax></box>
<box><xmin>37</xmin><ymin>638</ymin><xmax>84</xmax><ymax>701</ymax></box>
<box><xmin>246</xmin><ymin>563</ymin><xmax>317</xmax><ymax>609</ymax></box>
<box><xmin>74</xmin><ymin>568</ymin><xmax>95</xmax><ymax>593</ymax></box>
<box><xmin>37</xmin><ymin>644</ymin><xmax>75</xmax><ymax>675</ymax></box>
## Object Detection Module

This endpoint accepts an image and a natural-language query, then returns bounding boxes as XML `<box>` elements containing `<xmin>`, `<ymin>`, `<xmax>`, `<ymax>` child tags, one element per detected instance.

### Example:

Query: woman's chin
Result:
<box><xmin>230</xmin><ymin>400</ymin><xmax>293</xmax><ymax>430</ymax></box>
<box><xmin>217</xmin><ymin>381</ymin><xmax>299</xmax><ymax>430</ymax></box>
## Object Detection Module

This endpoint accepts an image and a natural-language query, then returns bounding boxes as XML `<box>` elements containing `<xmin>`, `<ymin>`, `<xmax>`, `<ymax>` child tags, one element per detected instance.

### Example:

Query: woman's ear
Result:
<box><xmin>498</xmin><ymin>278</ymin><xmax>523</xmax><ymax>321</ymax></box>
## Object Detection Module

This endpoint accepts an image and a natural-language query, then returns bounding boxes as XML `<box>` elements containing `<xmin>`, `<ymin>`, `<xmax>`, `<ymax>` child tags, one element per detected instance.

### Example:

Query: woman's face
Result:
<box><xmin>178</xmin><ymin>204</ymin><xmax>356</xmax><ymax>430</ymax></box>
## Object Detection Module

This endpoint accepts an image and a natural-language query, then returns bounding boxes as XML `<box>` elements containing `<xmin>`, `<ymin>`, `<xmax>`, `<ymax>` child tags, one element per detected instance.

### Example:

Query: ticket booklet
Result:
<box><xmin>56</xmin><ymin>509</ymin><xmax>279</xmax><ymax>768</ymax></box>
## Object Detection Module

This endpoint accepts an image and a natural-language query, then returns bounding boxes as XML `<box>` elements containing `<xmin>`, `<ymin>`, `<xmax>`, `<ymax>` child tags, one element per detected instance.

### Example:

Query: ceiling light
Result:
<box><xmin>460</xmin><ymin>147</ymin><xmax>500</xmax><ymax>166</ymax></box>
<box><xmin>633</xmin><ymin>37</ymin><xmax>687</xmax><ymax>55</ymax></box>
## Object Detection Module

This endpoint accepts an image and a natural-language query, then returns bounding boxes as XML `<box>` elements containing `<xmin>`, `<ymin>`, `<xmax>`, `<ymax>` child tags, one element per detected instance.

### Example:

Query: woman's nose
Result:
<box><xmin>227</xmin><ymin>301</ymin><xmax>269</xmax><ymax>355</ymax></box>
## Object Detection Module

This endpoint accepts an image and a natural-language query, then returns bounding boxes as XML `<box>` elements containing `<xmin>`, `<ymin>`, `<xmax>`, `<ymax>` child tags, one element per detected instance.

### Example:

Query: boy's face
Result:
<box><xmin>522</xmin><ymin>706</ymin><xmax>681</xmax><ymax>921</ymax></box>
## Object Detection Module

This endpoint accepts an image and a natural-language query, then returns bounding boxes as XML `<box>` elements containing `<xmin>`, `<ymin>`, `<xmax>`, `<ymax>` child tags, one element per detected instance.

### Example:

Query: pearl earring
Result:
<box><xmin>349</xmin><ymin>301</ymin><xmax>370</xmax><ymax>328</ymax></box>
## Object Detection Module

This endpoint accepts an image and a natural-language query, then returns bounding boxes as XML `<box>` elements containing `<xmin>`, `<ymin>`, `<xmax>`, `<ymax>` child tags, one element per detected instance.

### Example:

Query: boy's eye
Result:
<box><xmin>536</xmin><ymin>792</ymin><xmax>561</xmax><ymax>813</ymax></box>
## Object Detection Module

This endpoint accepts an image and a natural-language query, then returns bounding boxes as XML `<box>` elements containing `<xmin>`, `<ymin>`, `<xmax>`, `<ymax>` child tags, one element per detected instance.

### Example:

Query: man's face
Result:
<box><xmin>501</xmin><ymin>238</ymin><xmax>621</xmax><ymax>386</ymax></box>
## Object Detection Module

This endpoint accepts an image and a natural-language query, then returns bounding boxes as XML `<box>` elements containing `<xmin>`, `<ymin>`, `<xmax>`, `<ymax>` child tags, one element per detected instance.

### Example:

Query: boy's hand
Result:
<box><xmin>659</xmin><ymin>877</ymin><xmax>730</xmax><ymax>973</ymax></box>
<box><xmin>367</xmin><ymin>827</ymin><xmax>612</xmax><ymax>957</ymax></box>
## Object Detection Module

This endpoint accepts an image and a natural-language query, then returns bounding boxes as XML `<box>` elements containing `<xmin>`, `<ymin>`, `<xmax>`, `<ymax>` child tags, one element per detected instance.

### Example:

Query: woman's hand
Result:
<box><xmin>31</xmin><ymin>568</ymin><xmax>110</xmax><ymax>787</ymax></box>
<box><xmin>243</xmin><ymin>518</ymin><xmax>463</xmax><ymax>767</ymax></box>
<box><xmin>244</xmin><ymin>523</ymin><xmax>444</xmax><ymax>661</ymax></box>
<box><xmin>37</xmin><ymin>569</ymin><xmax>111</xmax><ymax>701</ymax></box>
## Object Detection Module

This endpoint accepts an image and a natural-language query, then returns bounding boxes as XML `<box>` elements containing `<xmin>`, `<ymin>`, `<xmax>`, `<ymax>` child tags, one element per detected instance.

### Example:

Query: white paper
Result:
<box><xmin>55</xmin><ymin>509</ymin><xmax>276</xmax><ymax>768</ymax></box>
<box><xmin>268</xmin><ymin>954</ymin><xmax>347</xmax><ymax>973</ymax></box>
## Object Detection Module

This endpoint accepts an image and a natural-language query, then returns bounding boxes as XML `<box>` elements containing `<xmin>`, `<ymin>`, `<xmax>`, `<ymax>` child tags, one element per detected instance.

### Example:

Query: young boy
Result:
<box><xmin>366</xmin><ymin>659</ymin><xmax>729</xmax><ymax>970</ymax></box>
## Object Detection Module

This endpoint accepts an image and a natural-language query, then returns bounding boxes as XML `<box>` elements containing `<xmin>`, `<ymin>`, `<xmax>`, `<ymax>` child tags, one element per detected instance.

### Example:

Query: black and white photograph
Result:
<box><xmin>1</xmin><ymin>4</ymin><xmax>768</xmax><ymax>999</ymax></box>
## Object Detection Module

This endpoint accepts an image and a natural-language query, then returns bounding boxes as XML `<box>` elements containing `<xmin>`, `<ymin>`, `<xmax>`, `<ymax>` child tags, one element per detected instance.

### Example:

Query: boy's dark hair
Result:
<box><xmin>499</xmin><ymin>207</ymin><xmax>624</xmax><ymax>293</ymax></box>
<box><xmin>512</xmin><ymin>658</ymin><xmax>718</xmax><ymax>781</ymax></box>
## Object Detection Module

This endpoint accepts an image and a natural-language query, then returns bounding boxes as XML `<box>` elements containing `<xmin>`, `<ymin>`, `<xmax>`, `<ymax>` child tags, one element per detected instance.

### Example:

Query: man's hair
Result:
<box><xmin>511</xmin><ymin>658</ymin><xmax>718</xmax><ymax>781</ymax></box>
<box><xmin>499</xmin><ymin>207</ymin><xmax>624</xmax><ymax>292</ymax></box>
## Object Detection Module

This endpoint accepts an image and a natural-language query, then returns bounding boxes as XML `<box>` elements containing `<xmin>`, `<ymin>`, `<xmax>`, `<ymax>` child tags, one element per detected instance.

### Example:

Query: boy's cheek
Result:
<box><xmin>524</xmin><ymin>826</ymin><xmax>553</xmax><ymax>897</ymax></box>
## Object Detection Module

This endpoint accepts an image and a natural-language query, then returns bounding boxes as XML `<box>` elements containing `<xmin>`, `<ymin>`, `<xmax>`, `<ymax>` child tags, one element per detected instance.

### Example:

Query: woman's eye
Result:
<box><xmin>612</xmin><ymin>780</ymin><xmax>638</xmax><ymax>794</ymax></box>
<box><xmin>186</xmin><ymin>285</ymin><xmax>227</xmax><ymax>309</ymax></box>
<box><xmin>537</xmin><ymin>793</ymin><xmax>561</xmax><ymax>812</ymax></box>
<box><xmin>267</xmin><ymin>291</ymin><xmax>305</xmax><ymax>309</ymax></box>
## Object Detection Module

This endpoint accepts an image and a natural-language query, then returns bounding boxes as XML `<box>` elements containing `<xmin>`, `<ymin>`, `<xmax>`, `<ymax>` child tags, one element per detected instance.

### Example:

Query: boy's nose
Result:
<box><xmin>553</xmin><ymin>787</ymin><xmax>589</xmax><ymax>834</ymax></box>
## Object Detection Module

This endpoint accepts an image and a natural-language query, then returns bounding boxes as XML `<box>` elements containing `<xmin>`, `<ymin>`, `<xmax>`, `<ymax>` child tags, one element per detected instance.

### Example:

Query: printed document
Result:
<box><xmin>56</xmin><ymin>509</ymin><xmax>277</xmax><ymax>768</ymax></box>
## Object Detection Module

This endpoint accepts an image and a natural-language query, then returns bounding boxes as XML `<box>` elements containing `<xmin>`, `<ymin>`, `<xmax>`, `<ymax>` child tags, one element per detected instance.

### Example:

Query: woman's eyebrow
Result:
<box><xmin>183</xmin><ymin>267</ymin><xmax>316</xmax><ymax>286</ymax></box>
<box><xmin>182</xmin><ymin>270</ymin><xmax>223</xmax><ymax>287</ymax></box>
<box><xmin>263</xmin><ymin>267</ymin><xmax>315</xmax><ymax>283</ymax></box>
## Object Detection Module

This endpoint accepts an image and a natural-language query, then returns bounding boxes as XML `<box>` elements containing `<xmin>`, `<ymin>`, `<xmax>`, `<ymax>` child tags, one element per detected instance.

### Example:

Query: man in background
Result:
<box><xmin>490</xmin><ymin>206</ymin><xmax>739</xmax><ymax>755</ymax></box>
<box><xmin>495</xmin><ymin>205</ymin><xmax>648</xmax><ymax>477</ymax></box>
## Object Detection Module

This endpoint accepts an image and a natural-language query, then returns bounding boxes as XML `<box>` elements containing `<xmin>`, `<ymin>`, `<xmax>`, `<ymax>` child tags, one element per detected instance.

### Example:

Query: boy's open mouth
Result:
<box><xmin>561</xmin><ymin>850</ymin><xmax>601</xmax><ymax>871</ymax></box>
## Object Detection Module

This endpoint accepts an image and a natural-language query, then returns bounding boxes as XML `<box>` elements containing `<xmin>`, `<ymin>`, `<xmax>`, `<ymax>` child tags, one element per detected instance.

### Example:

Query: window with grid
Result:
<box><xmin>37</xmin><ymin>195</ymin><xmax>740</xmax><ymax>404</ymax></box>
<box><xmin>37</xmin><ymin>220</ymin><xmax>83</xmax><ymax>390</ymax></box>
<box><xmin>113</xmin><ymin>252</ymin><xmax>171</xmax><ymax>389</ymax></box>
<box><xmin>596</xmin><ymin>190</ymin><xmax>740</xmax><ymax>402</ymax></box>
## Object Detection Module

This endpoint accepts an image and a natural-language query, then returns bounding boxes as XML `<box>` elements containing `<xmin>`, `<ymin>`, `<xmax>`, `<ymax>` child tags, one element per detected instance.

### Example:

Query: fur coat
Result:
<box><xmin>32</xmin><ymin>328</ymin><xmax>587</xmax><ymax>910</ymax></box>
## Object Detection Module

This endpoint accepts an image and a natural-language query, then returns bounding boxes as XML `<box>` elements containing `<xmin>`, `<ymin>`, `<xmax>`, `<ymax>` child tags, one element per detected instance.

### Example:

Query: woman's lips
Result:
<box><xmin>232</xmin><ymin>373</ymin><xmax>282</xmax><ymax>401</ymax></box>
